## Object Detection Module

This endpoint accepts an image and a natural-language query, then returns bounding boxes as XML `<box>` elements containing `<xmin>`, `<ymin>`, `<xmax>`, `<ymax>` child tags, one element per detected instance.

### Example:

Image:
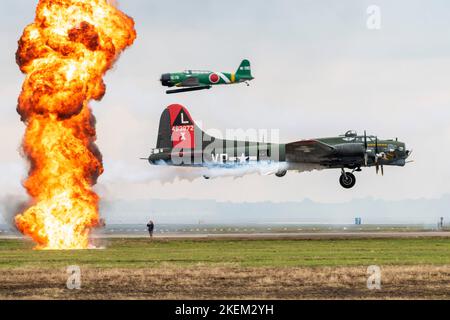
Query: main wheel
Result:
<box><xmin>339</xmin><ymin>172</ymin><xmax>356</xmax><ymax>189</ymax></box>
<box><xmin>275</xmin><ymin>170</ymin><xmax>287</xmax><ymax>178</ymax></box>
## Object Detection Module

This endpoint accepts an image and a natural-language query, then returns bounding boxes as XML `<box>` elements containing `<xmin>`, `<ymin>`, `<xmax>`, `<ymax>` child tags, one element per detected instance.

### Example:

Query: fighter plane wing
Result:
<box><xmin>285</xmin><ymin>140</ymin><xmax>335</xmax><ymax>163</ymax></box>
<box><xmin>166</xmin><ymin>85</ymin><xmax>212</xmax><ymax>94</ymax></box>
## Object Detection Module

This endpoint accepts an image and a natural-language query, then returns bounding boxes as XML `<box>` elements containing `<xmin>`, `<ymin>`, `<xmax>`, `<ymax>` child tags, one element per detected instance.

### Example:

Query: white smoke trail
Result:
<box><xmin>102</xmin><ymin>160</ymin><xmax>323</xmax><ymax>184</ymax></box>
<box><xmin>199</xmin><ymin>161</ymin><xmax>288</xmax><ymax>179</ymax></box>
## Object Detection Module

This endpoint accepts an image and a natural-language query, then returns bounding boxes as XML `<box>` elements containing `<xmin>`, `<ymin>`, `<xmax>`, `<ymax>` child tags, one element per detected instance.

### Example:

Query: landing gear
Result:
<box><xmin>203</xmin><ymin>175</ymin><xmax>210</xmax><ymax>180</ymax></box>
<box><xmin>275</xmin><ymin>170</ymin><xmax>287</xmax><ymax>178</ymax></box>
<box><xmin>339</xmin><ymin>170</ymin><xmax>356</xmax><ymax>189</ymax></box>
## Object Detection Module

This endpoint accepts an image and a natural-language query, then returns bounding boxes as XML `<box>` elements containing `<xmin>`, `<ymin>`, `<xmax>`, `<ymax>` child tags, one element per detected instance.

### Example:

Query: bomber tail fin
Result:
<box><xmin>157</xmin><ymin>104</ymin><xmax>198</xmax><ymax>150</ymax></box>
<box><xmin>236</xmin><ymin>59</ymin><xmax>253</xmax><ymax>80</ymax></box>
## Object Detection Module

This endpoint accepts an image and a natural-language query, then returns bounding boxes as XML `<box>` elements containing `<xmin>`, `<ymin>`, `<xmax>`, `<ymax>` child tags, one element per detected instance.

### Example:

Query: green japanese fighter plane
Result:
<box><xmin>160</xmin><ymin>59</ymin><xmax>254</xmax><ymax>94</ymax></box>
<box><xmin>146</xmin><ymin>105</ymin><xmax>412</xmax><ymax>189</ymax></box>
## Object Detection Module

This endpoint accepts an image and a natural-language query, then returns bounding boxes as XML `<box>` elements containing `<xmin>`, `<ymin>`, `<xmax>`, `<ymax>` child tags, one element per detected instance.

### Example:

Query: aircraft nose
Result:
<box><xmin>160</xmin><ymin>73</ymin><xmax>172</xmax><ymax>87</ymax></box>
<box><xmin>405</xmin><ymin>149</ymin><xmax>412</xmax><ymax>159</ymax></box>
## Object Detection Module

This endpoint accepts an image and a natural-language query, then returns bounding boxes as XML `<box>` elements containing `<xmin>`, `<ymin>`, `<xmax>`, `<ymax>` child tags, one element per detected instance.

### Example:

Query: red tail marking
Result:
<box><xmin>167</xmin><ymin>104</ymin><xmax>196</xmax><ymax>149</ymax></box>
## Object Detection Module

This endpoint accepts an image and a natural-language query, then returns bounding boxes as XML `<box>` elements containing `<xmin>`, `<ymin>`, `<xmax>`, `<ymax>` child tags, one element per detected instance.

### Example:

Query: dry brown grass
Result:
<box><xmin>1</xmin><ymin>265</ymin><xmax>450</xmax><ymax>300</ymax></box>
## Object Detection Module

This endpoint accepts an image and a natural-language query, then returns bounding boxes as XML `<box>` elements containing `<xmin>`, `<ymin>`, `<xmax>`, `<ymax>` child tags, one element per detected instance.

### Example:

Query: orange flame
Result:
<box><xmin>15</xmin><ymin>0</ymin><xmax>136</xmax><ymax>250</ymax></box>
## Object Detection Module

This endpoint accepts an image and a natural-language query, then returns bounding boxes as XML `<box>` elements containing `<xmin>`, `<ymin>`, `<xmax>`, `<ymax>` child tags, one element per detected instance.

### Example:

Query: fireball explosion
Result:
<box><xmin>15</xmin><ymin>0</ymin><xmax>136</xmax><ymax>250</ymax></box>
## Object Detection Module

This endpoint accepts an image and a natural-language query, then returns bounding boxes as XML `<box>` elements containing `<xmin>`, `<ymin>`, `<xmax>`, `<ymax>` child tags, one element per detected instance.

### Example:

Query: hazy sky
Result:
<box><xmin>1</xmin><ymin>0</ymin><xmax>450</xmax><ymax>204</ymax></box>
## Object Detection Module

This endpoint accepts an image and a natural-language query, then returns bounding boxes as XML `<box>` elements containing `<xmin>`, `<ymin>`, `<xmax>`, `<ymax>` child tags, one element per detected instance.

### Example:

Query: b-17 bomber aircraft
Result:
<box><xmin>160</xmin><ymin>60</ymin><xmax>254</xmax><ymax>94</ymax></box>
<box><xmin>146</xmin><ymin>104</ymin><xmax>412</xmax><ymax>189</ymax></box>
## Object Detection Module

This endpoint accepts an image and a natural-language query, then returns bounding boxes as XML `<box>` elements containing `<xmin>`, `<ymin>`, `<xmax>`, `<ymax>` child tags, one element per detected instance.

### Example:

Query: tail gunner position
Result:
<box><xmin>146</xmin><ymin>104</ymin><xmax>412</xmax><ymax>189</ymax></box>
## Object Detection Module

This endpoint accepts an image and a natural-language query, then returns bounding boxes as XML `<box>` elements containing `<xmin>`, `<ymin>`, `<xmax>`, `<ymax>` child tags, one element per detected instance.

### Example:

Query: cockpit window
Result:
<box><xmin>185</xmin><ymin>70</ymin><xmax>209</xmax><ymax>74</ymax></box>
<box><xmin>345</xmin><ymin>130</ymin><xmax>357</xmax><ymax>137</ymax></box>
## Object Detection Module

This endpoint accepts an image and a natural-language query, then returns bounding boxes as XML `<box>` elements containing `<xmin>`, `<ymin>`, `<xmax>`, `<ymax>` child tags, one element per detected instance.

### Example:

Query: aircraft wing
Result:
<box><xmin>179</xmin><ymin>77</ymin><xmax>200</xmax><ymax>87</ymax></box>
<box><xmin>166</xmin><ymin>85</ymin><xmax>212</xmax><ymax>94</ymax></box>
<box><xmin>285</xmin><ymin>139</ymin><xmax>335</xmax><ymax>163</ymax></box>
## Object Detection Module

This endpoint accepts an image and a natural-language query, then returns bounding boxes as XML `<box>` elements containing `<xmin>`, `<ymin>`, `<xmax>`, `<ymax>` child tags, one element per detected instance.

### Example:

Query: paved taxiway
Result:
<box><xmin>1</xmin><ymin>231</ymin><xmax>450</xmax><ymax>240</ymax></box>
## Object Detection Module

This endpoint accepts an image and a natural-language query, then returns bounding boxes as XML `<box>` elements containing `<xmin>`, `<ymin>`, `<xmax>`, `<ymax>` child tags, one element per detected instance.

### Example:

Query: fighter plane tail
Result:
<box><xmin>236</xmin><ymin>59</ymin><xmax>253</xmax><ymax>80</ymax></box>
<box><xmin>156</xmin><ymin>104</ymin><xmax>197</xmax><ymax>150</ymax></box>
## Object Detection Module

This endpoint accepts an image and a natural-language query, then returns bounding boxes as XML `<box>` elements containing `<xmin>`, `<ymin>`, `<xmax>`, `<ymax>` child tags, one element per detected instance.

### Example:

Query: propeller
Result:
<box><xmin>362</xmin><ymin>132</ymin><xmax>387</xmax><ymax>175</ymax></box>
<box><xmin>375</xmin><ymin>136</ymin><xmax>379</xmax><ymax>174</ymax></box>
<box><xmin>406</xmin><ymin>149</ymin><xmax>413</xmax><ymax>159</ymax></box>
<box><xmin>404</xmin><ymin>149</ymin><xmax>414</xmax><ymax>164</ymax></box>
<box><xmin>377</xmin><ymin>163</ymin><xmax>384</xmax><ymax>176</ymax></box>
<box><xmin>373</xmin><ymin>136</ymin><xmax>387</xmax><ymax>176</ymax></box>
<box><xmin>363</xmin><ymin>131</ymin><xmax>368</xmax><ymax>166</ymax></box>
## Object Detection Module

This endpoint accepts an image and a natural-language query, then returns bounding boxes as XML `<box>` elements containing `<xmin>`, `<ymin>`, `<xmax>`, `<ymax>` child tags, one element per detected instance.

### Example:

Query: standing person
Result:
<box><xmin>147</xmin><ymin>220</ymin><xmax>155</xmax><ymax>239</ymax></box>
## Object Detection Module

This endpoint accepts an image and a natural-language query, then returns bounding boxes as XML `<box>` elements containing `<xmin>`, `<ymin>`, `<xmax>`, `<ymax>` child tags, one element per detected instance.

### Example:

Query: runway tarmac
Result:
<box><xmin>99</xmin><ymin>231</ymin><xmax>450</xmax><ymax>240</ymax></box>
<box><xmin>1</xmin><ymin>231</ymin><xmax>450</xmax><ymax>240</ymax></box>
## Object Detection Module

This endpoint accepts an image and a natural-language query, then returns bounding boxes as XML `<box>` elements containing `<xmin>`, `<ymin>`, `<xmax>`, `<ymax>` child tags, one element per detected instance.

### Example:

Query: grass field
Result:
<box><xmin>1</xmin><ymin>237</ymin><xmax>450</xmax><ymax>299</ymax></box>
<box><xmin>2</xmin><ymin>237</ymin><xmax>450</xmax><ymax>268</ymax></box>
